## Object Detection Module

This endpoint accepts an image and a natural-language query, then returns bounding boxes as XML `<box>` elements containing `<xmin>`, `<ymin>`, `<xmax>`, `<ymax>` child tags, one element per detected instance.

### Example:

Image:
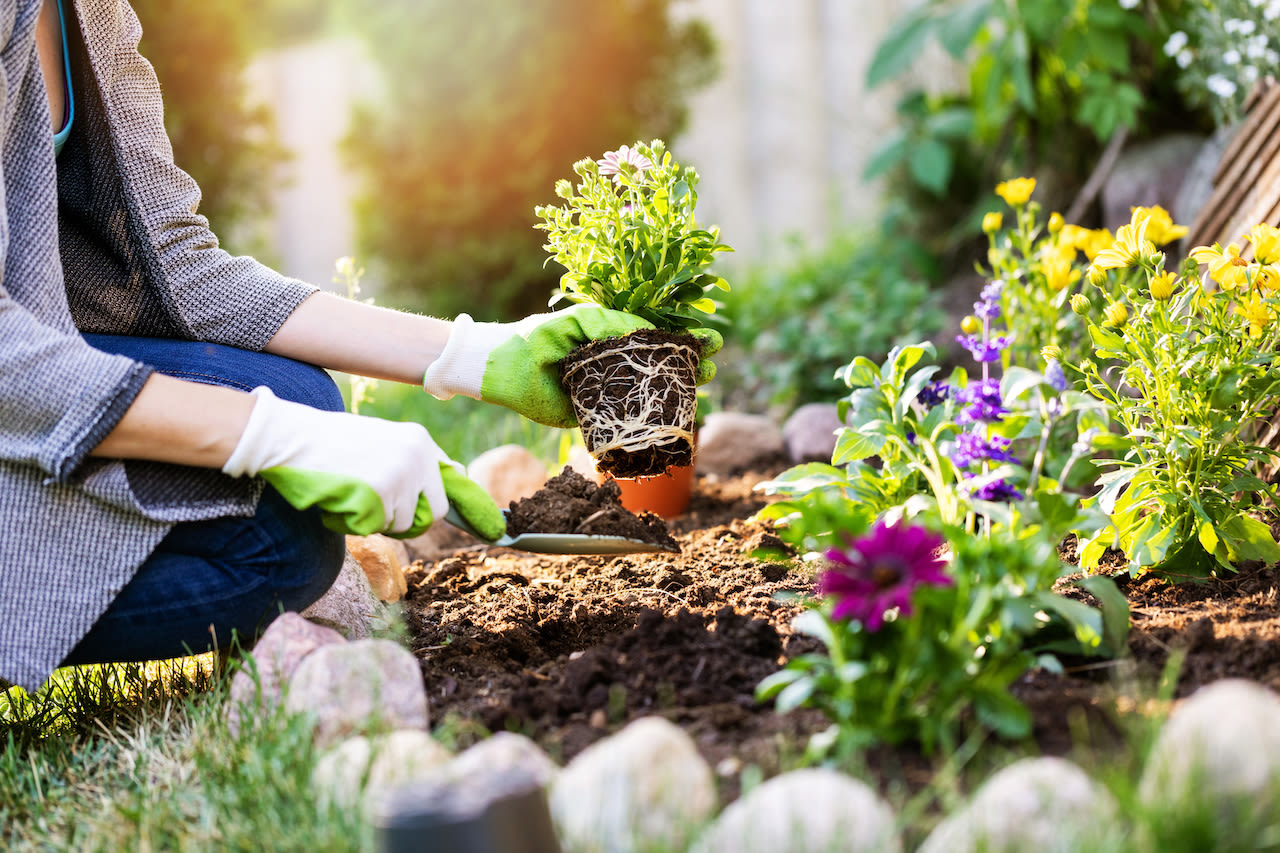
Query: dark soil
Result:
<box><xmin>402</xmin><ymin>464</ymin><xmax>1280</xmax><ymax>801</ymax></box>
<box><xmin>559</xmin><ymin>329</ymin><xmax>698</xmax><ymax>478</ymax></box>
<box><xmin>503</xmin><ymin>469</ymin><xmax>677</xmax><ymax>551</ymax></box>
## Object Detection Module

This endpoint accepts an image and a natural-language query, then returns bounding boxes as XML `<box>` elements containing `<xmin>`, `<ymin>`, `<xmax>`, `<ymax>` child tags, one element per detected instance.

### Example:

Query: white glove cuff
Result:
<box><xmin>222</xmin><ymin>387</ymin><xmax>281</xmax><ymax>478</ymax></box>
<box><xmin>422</xmin><ymin>313</ymin><xmax>500</xmax><ymax>401</ymax></box>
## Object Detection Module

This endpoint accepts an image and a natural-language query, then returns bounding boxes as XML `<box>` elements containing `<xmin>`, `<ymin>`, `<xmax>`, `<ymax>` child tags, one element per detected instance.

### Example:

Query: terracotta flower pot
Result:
<box><xmin>560</xmin><ymin>328</ymin><xmax>699</xmax><ymax>479</ymax></box>
<box><xmin>603</xmin><ymin>462</ymin><xmax>696</xmax><ymax>519</ymax></box>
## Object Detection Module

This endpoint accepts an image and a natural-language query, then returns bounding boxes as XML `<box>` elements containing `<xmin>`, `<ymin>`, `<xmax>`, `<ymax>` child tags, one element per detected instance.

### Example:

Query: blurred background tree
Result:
<box><xmin>338</xmin><ymin>0</ymin><xmax>718</xmax><ymax>319</ymax></box>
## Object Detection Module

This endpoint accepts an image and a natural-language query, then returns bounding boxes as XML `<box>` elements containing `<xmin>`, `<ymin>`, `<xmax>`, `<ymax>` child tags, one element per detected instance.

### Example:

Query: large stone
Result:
<box><xmin>285</xmin><ymin>638</ymin><xmax>429</xmax><ymax>749</ymax></box>
<box><xmin>1101</xmin><ymin>133</ymin><xmax>1209</xmax><ymax>233</ymax></box>
<box><xmin>226</xmin><ymin>612</ymin><xmax>345</xmax><ymax>735</ymax></box>
<box><xmin>467</xmin><ymin>444</ymin><xmax>549</xmax><ymax>507</ymax></box>
<box><xmin>445</xmin><ymin>731</ymin><xmax>560</xmax><ymax>789</ymax></box>
<box><xmin>312</xmin><ymin>729</ymin><xmax>452</xmax><ymax>815</ymax></box>
<box><xmin>782</xmin><ymin>402</ymin><xmax>845</xmax><ymax>463</ymax></box>
<box><xmin>918</xmin><ymin>757</ymin><xmax>1119</xmax><ymax>853</ymax></box>
<box><xmin>550</xmin><ymin>716</ymin><xmax>715</xmax><ymax>853</ymax></box>
<box><xmin>1173</xmin><ymin>125</ymin><xmax>1237</xmax><ymax>242</ymax></box>
<box><xmin>345</xmin><ymin>534</ymin><xmax>408</xmax><ymax>603</ymax></box>
<box><xmin>301</xmin><ymin>551</ymin><xmax>380</xmax><ymax>639</ymax></box>
<box><xmin>690</xmin><ymin>768</ymin><xmax>900</xmax><ymax>853</ymax></box>
<box><xmin>696</xmin><ymin>412</ymin><xmax>784</xmax><ymax>476</ymax></box>
<box><xmin>1139</xmin><ymin>679</ymin><xmax>1280</xmax><ymax>824</ymax></box>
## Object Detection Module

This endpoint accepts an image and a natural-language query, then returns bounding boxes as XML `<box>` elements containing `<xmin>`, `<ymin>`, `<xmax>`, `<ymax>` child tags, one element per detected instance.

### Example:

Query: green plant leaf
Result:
<box><xmin>863</xmin><ymin>131</ymin><xmax>910</xmax><ymax>180</ymax></box>
<box><xmin>935</xmin><ymin>0</ymin><xmax>991</xmax><ymax>57</ymax></box>
<box><xmin>775</xmin><ymin>677</ymin><xmax>817</xmax><ymax>713</ymax></box>
<box><xmin>866</xmin><ymin>8</ymin><xmax>934</xmax><ymax>88</ymax></box>
<box><xmin>1073</xmin><ymin>575</ymin><xmax>1131</xmax><ymax>657</ymax></box>
<box><xmin>833</xmin><ymin>428</ymin><xmax>887</xmax><ymax>465</ymax></box>
<box><xmin>908</xmin><ymin>137</ymin><xmax>954</xmax><ymax>195</ymax></box>
<box><xmin>791</xmin><ymin>609</ymin><xmax>838</xmax><ymax>650</ymax></box>
<box><xmin>1220</xmin><ymin>514</ymin><xmax>1280</xmax><ymax>564</ymax></box>
<box><xmin>973</xmin><ymin>688</ymin><xmax>1032</xmax><ymax>739</ymax></box>
<box><xmin>923</xmin><ymin>106</ymin><xmax>977</xmax><ymax>139</ymax></box>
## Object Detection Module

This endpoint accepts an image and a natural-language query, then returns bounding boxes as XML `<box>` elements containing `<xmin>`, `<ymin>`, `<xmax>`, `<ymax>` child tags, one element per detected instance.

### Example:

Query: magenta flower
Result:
<box><xmin>816</xmin><ymin>521</ymin><xmax>951</xmax><ymax>631</ymax></box>
<box><xmin>598</xmin><ymin>145</ymin><xmax>653</xmax><ymax>180</ymax></box>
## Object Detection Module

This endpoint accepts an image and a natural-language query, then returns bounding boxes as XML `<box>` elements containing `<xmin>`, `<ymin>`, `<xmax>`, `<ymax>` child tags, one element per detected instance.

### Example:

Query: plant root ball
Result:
<box><xmin>561</xmin><ymin>329</ymin><xmax>698</xmax><ymax>478</ymax></box>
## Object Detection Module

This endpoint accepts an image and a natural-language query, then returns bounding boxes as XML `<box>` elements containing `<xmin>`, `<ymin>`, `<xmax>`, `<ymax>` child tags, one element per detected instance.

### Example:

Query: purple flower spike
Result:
<box><xmin>969</xmin><ymin>478</ymin><xmax>1025</xmax><ymax>502</ymax></box>
<box><xmin>917</xmin><ymin>381</ymin><xmax>951</xmax><ymax>408</ymax></box>
<box><xmin>980</xmin><ymin>281</ymin><xmax>1004</xmax><ymax>303</ymax></box>
<box><xmin>956</xmin><ymin>379</ymin><xmax>1008</xmax><ymax>424</ymax></box>
<box><xmin>950</xmin><ymin>431</ymin><xmax>1019</xmax><ymax>469</ymax></box>
<box><xmin>1045</xmin><ymin>360</ymin><xmax>1068</xmax><ymax>393</ymax></box>
<box><xmin>974</xmin><ymin>299</ymin><xmax>1002</xmax><ymax>320</ymax></box>
<box><xmin>817</xmin><ymin>521</ymin><xmax>952</xmax><ymax>631</ymax></box>
<box><xmin>956</xmin><ymin>334</ymin><xmax>1011</xmax><ymax>363</ymax></box>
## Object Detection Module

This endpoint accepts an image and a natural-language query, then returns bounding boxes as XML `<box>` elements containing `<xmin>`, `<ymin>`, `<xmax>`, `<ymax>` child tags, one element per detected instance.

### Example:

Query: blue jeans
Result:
<box><xmin>62</xmin><ymin>336</ymin><xmax>347</xmax><ymax>666</ymax></box>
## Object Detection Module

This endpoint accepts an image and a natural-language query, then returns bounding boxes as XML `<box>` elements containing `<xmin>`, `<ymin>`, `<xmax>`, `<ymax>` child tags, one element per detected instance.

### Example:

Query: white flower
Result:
<box><xmin>1268</xmin><ymin>48</ymin><xmax>1280</xmax><ymax>65</ymax></box>
<box><xmin>1242</xmin><ymin>65</ymin><xmax>1261</xmax><ymax>84</ymax></box>
<box><xmin>1164</xmin><ymin>31</ymin><xmax>1189</xmax><ymax>56</ymax></box>
<box><xmin>1224</xmin><ymin>49</ymin><xmax>1242</xmax><ymax>65</ymax></box>
<box><xmin>1247</xmin><ymin>35</ymin><xmax>1270</xmax><ymax>59</ymax></box>
<box><xmin>1177</xmin><ymin>49</ymin><xmax>1195</xmax><ymax>69</ymax></box>
<box><xmin>1251</xmin><ymin>0</ymin><xmax>1267</xmax><ymax>8</ymax></box>
<box><xmin>1118</xmin><ymin>0</ymin><xmax>1140</xmax><ymax>8</ymax></box>
<box><xmin>1207</xmin><ymin>73</ymin><xmax>1239</xmax><ymax>99</ymax></box>
<box><xmin>1239</xmin><ymin>19</ymin><xmax>1258</xmax><ymax>35</ymax></box>
<box><xmin>1268</xmin><ymin>0</ymin><xmax>1280</xmax><ymax>21</ymax></box>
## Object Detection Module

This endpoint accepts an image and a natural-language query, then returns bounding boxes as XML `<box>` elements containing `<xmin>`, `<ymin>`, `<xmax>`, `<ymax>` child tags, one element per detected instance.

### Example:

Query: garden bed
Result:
<box><xmin>401</xmin><ymin>463</ymin><xmax>1280</xmax><ymax>798</ymax></box>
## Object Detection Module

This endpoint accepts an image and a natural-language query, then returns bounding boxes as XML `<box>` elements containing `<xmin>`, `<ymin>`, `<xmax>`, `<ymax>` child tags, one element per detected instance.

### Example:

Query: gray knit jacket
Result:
<box><xmin>1</xmin><ymin>0</ymin><xmax>318</xmax><ymax>691</ymax></box>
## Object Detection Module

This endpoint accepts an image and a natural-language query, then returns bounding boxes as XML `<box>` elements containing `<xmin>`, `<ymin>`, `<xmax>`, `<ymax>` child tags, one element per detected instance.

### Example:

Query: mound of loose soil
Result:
<box><xmin>503</xmin><ymin>469</ymin><xmax>677</xmax><ymax>551</ymax></box>
<box><xmin>402</xmin><ymin>465</ymin><xmax>1280</xmax><ymax>800</ymax></box>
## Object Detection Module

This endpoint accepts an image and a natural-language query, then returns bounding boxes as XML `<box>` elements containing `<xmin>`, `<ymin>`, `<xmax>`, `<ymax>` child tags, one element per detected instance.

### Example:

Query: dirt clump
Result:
<box><xmin>504</xmin><ymin>468</ymin><xmax>678</xmax><ymax>551</ymax></box>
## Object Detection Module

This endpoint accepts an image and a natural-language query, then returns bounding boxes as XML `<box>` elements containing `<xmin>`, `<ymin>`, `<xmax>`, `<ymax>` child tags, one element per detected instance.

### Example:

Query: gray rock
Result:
<box><xmin>782</xmin><ymin>402</ymin><xmax>844</xmax><ymax>463</ymax></box>
<box><xmin>285</xmin><ymin>638</ymin><xmax>429</xmax><ymax>749</ymax></box>
<box><xmin>345</xmin><ymin>534</ymin><xmax>409</xmax><ymax>603</ymax></box>
<box><xmin>918</xmin><ymin>757</ymin><xmax>1119</xmax><ymax>853</ymax></box>
<box><xmin>696</xmin><ymin>412</ymin><xmax>784</xmax><ymax>476</ymax></box>
<box><xmin>1101</xmin><ymin>133</ymin><xmax>1209</xmax><ymax>233</ymax></box>
<box><xmin>1173</xmin><ymin>125</ymin><xmax>1238</xmax><ymax>244</ymax></box>
<box><xmin>301</xmin><ymin>551</ymin><xmax>380</xmax><ymax>639</ymax></box>
<box><xmin>312</xmin><ymin>730</ymin><xmax>452</xmax><ymax>815</ymax></box>
<box><xmin>226</xmin><ymin>612</ymin><xmax>346</xmax><ymax>735</ymax></box>
<box><xmin>445</xmin><ymin>731</ymin><xmax>560</xmax><ymax>789</ymax></box>
<box><xmin>691</xmin><ymin>768</ymin><xmax>901</xmax><ymax>853</ymax></box>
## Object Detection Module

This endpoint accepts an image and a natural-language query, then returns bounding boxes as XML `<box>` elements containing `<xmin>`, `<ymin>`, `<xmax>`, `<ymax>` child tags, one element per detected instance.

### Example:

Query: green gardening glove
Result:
<box><xmin>422</xmin><ymin>304</ymin><xmax>723</xmax><ymax>428</ymax></box>
<box><xmin>222</xmin><ymin>387</ymin><xmax>506</xmax><ymax>540</ymax></box>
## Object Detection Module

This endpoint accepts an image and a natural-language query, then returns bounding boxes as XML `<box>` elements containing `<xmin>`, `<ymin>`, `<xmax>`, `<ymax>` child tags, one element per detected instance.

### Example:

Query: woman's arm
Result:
<box><xmin>263</xmin><ymin>292</ymin><xmax>453</xmax><ymax>385</ymax></box>
<box><xmin>88</xmin><ymin>373</ymin><xmax>254</xmax><ymax>467</ymax></box>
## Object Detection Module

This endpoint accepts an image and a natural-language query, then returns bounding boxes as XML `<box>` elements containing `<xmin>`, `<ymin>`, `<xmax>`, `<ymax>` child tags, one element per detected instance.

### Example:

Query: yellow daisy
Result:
<box><xmin>1237</xmin><ymin>292</ymin><xmax>1276</xmax><ymax>338</ymax></box>
<box><xmin>1090</xmin><ymin>209</ymin><xmax>1156</xmax><ymax>275</ymax></box>
<box><xmin>995</xmin><ymin>177</ymin><xmax>1036</xmax><ymax>207</ymax></box>
<box><xmin>1246</xmin><ymin>223</ymin><xmax>1280</xmax><ymax>265</ymax></box>
<box><xmin>1148</xmin><ymin>271</ymin><xmax>1176</xmax><ymax>301</ymax></box>
<box><xmin>1042</xmin><ymin>248</ymin><xmax>1081</xmax><ymax>293</ymax></box>
<box><xmin>1132</xmin><ymin>205</ymin><xmax>1188</xmax><ymax>247</ymax></box>
<box><xmin>1190</xmin><ymin>242</ymin><xmax>1253</xmax><ymax>292</ymax></box>
<box><xmin>983</xmin><ymin>212</ymin><xmax>1003</xmax><ymax>234</ymax></box>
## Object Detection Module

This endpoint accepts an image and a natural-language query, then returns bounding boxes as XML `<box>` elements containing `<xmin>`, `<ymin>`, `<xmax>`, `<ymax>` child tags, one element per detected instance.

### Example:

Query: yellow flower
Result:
<box><xmin>1246</xmin><ymin>223</ymin><xmax>1280</xmax><ymax>265</ymax></box>
<box><xmin>1103</xmin><ymin>302</ymin><xmax>1129</xmax><ymax>327</ymax></box>
<box><xmin>1092</xmin><ymin>208</ymin><xmax>1156</xmax><ymax>273</ymax></box>
<box><xmin>1041</xmin><ymin>344</ymin><xmax>1062</xmax><ymax>362</ymax></box>
<box><xmin>982</xmin><ymin>212</ymin><xmax>1003</xmax><ymax>234</ymax></box>
<box><xmin>1048</xmin><ymin>212</ymin><xmax>1065</xmax><ymax>234</ymax></box>
<box><xmin>1087</xmin><ymin>263</ymin><xmax>1109</xmax><ymax>287</ymax></box>
<box><xmin>1042</xmin><ymin>250</ymin><xmax>1081</xmax><ymax>293</ymax></box>
<box><xmin>995</xmin><ymin>177</ymin><xmax>1036</xmax><ymax>207</ymax></box>
<box><xmin>961</xmin><ymin>315</ymin><xmax>982</xmax><ymax>335</ymax></box>
<box><xmin>1133</xmin><ymin>205</ymin><xmax>1188</xmax><ymax>247</ymax></box>
<box><xmin>1257</xmin><ymin>266</ymin><xmax>1280</xmax><ymax>292</ymax></box>
<box><xmin>1060</xmin><ymin>226</ymin><xmax>1115</xmax><ymax>262</ymax></box>
<box><xmin>1071</xmin><ymin>293</ymin><xmax>1091</xmax><ymax>314</ymax></box>
<box><xmin>1237</xmin><ymin>293</ymin><xmax>1276</xmax><ymax>338</ymax></box>
<box><xmin>1149</xmin><ymin>271</ymin><xmax>1176</xmax><ymax>301</ymax></box>
<box><xmin>1190</xmin><ymin>242</ymin><xmax>1253</xmax><ymax>291</ymax></box>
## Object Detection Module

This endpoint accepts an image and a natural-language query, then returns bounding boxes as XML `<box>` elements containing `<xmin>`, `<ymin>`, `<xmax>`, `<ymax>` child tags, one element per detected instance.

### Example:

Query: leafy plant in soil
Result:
<box><xmin>536</xmin><ymin>140</ymin><xmax>731</xmax><ymax>477</ymax></box>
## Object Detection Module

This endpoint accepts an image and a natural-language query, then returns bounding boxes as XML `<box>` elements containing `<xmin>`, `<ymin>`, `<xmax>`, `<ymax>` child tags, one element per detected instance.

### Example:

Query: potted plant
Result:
<box><xmin>535</xmin><ymin>139</ymin><xmax>731</xmax><ymax>479</ymax></box>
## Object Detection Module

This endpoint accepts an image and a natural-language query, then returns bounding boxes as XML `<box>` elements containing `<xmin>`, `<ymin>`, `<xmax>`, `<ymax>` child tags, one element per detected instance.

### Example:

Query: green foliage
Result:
<box><xmin>341</xmin><ymin>0</ymin><xmax>718</xmax><ymax>320</ymax></box>
<box><xmin>131</xmin><ymin>0</ymin><xmax>291</xmax><ymax>256</ymax></box>
<box><xmin>535</xmin><ymin>140</ymin><xmax>731</xmax><ymax>331</ymax></box>
<box><xmin>1073</xmin><ymin>233</ymin><xmax>1280</xmax><ymax>579</ymax></box>
<box><xmin>864</xmin><ymin>0</ymin><xmax>1203</xmax><ymax>284</ymax></box>
<box><xmin>716</xmin><ymin>232</ymin><xmax>943</xmax><ymax>412</ymax></box>
<box><xmin>757</xmin><ymin>515</ymin><xmax>1114</xmax><ymax>758</ymax></box>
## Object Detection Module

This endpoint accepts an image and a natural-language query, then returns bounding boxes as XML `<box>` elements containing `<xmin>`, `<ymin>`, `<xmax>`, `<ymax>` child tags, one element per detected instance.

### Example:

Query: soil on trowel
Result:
<box><xmin>403</xmin><ymin>462</ymin><xmax>1280</xmax><ymax>806</ymax></box>
<box><xmin>504</xmin><ymin>468</ymin><xmax>678</xmax><ymax>551</ymax></box>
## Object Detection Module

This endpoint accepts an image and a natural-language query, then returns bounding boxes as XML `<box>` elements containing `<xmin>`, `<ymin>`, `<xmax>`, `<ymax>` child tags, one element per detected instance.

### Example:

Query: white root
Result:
<box><xmin>563</xmin><ymin>340</ymin><xmax>698</xmax><ymax>459</ymax></box>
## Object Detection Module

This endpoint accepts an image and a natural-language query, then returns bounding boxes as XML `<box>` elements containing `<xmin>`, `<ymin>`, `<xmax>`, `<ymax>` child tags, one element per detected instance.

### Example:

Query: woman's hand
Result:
<box><xmin>423</xmin><ymin>305</ymin><xmax>723</xmax><ymax>427</ymax></box>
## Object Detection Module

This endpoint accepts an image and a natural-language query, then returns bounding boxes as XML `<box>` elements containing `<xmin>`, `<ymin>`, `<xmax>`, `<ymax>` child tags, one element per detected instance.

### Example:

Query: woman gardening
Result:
<box><xmin>0</xmin><ymin>0</ymin><xmax>720</xmax><ymax>693</ymax></box>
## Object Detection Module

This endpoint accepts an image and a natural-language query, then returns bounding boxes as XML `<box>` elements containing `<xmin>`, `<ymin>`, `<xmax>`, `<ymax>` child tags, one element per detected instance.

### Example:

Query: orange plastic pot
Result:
<box><xmin>601</xmin><ymin>463</ymin><xmax>695</xmax><ymax>519</ymax></box>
